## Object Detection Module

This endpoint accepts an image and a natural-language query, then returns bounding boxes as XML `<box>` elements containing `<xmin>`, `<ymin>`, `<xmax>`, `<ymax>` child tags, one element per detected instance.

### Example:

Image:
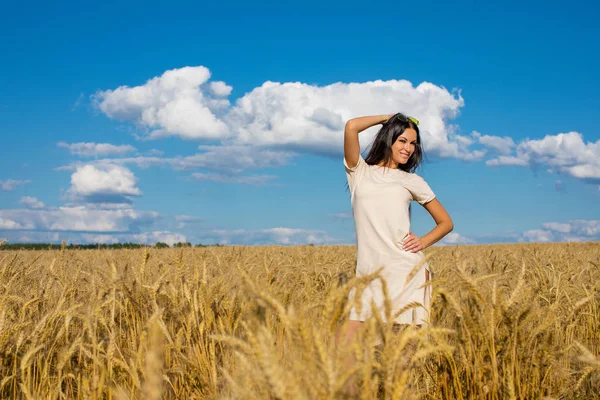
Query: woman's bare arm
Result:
<box><xmin>403</xmin><ymin>199</ymin><xmax>454</xmax><ymax>252</ymax></box>
<box><xmin>344</xmin><ymin>114</ymin><xmax>392</xmax><ymax>168</ymax></box>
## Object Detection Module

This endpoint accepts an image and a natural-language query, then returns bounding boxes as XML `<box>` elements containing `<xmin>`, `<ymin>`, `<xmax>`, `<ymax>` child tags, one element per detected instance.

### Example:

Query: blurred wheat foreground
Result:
<box><xmin>0</xmin><ymin>242</ymin><xmax>599</xmax><ymax>399</ymax></box>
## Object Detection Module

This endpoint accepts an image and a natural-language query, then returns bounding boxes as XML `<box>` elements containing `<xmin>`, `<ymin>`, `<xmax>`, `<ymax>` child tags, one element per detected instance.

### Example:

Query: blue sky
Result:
<box><xmin>1</xmin><ymin>0</ymin><xmax>599</xmax><ymax>246</ymax></box>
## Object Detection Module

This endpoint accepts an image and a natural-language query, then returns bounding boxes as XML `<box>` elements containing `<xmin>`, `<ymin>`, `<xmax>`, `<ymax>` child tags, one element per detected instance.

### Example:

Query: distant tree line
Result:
<box><xmin>0</xmin><ymin>242</ymin><xmax>224</xmax><ymax>250</ymax></box>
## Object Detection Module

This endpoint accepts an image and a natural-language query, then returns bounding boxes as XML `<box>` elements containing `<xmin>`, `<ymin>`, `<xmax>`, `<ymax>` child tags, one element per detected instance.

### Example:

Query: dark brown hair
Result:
<box><xmin>364</xmin><ymin>113</ymin><xmax>424</xmax><ymax>173</ymax></box>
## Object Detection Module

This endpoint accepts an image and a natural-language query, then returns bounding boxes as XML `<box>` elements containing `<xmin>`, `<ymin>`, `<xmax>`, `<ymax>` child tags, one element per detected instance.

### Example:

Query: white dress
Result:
<box><xmin>345</xmin><ymin>155</ymin><xmax>436</xmax><ymax>325</ymax></box>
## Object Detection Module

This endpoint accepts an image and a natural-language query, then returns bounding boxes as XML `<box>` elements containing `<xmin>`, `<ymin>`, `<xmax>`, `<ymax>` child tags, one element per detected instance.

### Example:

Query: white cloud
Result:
<box><xmin>227</xmin><ymin>79</ymin><xmax>479</xmax><ymax>160</ymax></box>
<box><xmin>89</xmin><ymin>65</ymin><xmax>599</xmax><ymax>188</ymax></box>
<box><xmin>9</xmin><ymin>232</ymin><xmax>61</xmax><ymax>243</ymax></box>
<box><xmin>453</xmin><ymin>134</ymin><xmax>475</xmax><ymax>148</ymax></box>
<box><xmin>210</xmin><ymin>81</ymin><xmax>232</xmax><ymax>97</ymax></box>
<box><xmin>92</xmin><ymin>66</ymin><xmax>229</xmax><ymax>140</ymax></box>
<box><xmin>69</xmin><ymin>164</ymin><xmax>141</xmax><ymax>203</ymax></box>
<box><xmin>439</xmin><ymin>232</ymin><xmax>475</xmax><ymax>245</ymax></box>
<box><xmin>57</xmin><ymin>157</ymin><xmax>165</xmax><ymax>172</ymax></box>
<box><xmin>521</xmin><ymin>229</ymin><xmax>554</xmax><ymax>243</ymax></box>
<box><xmin>0</xmin><ymin>179</ymin><xmax>30</xmax><ymax>191</ymax></box>
<box><xmin>542</xmin><ymin>222</ymin><xmax>571</xmax><ymax>233</ymax></box>
<box><xmin>0</xmin><ymin>206</ymin><xmax>159</xmax><ymax>232</ymax></box>
<box><xmin>79</xmin><ymin>233</ymin><xmax>121</xmax><ymax>244</ymax></box>
<box><xmin>76</xmin><ymin>202</ymin><xmax>137</xmax><ymax>210</ymax></box>
<box><xmin>58</xmin><ymin>142</ymin><xmax>137</xmax><ymax>157</ymax></box>
<box><xmin>3</xmin><ymin>230</ymin><xmax>185</xmax><ymax>246</ymax></box>
<box><xmin>192</xmin><ymin>172</ymin><xmax>277</xmax><ymax>186</ymax></box>
<box><xmin>520</xmin><ymin>220</ymin><xmax>600</xmax><ymax>243</ymax></box>
<box><xmin>199</xmin><ymin>227</ymin><xmax>338</xmax><ymax>245</ymax></box>
<box><xmin>566</xmin><ymin>164</ymin><xmax>600</xmax><ymax>180</ymax></box>
<box><xmin>486</xmin><ymin>155</ymin><xmax>528</xmax><ymax>167</ymax></box>
<box><xmin>0</xmin><ymin>218</ymin><xmax>27</xmax><ymax>230</ymax></box>
<box><xmin>176</xmin><ymin>145</ymin><xmax>293</xmax><ymax>173</ymax></box>
<box><xmin>79</xmin><ymin>231</ymin><xmax>187</xmax><ymax>246</ymax></box>
<box><xmin>543</xmin><ymin>220</ymin><xmax>600</xmax><ymax>237</ymax></box>
<box><xmin>93</xmin><ymin>66</ymin><xmax>490</xmax><ymax>162</ymax></box>
<box><xmin>57</xmin><ymin>145</ymin><xmax>294</xmax><ymax>175</ymax></box>
<box><xmin>473</xmin><ymin>220</ymin><xmax>600</xmax><ymax>244</ymax></box>
<box><xmin>486</xmin><ymin>132</ymin><xmax>600</xmax><ymax>186</ymax></box>
<box><xmin>473</xmin><ymin>131</ymin><xmax>516</xmax><ymax>154</ymax></box>
<box><xmin>19</xmin><ymin>196</ymin><xmax>45</xmax><ymax>209</ymax></box>
<box><xmin>130</xmin><ymin>231</ymin><xmax>187</xmax><ymax>246</ymax></box>
<box><xmin>562</xmin><ymin>236</ymin><xmax>589</xmax><ymax>242</ymax></box>
<box><xmin>0</xmin><ymin>199</ymin><xmax>195</xmax><ymax>245</ymax></box>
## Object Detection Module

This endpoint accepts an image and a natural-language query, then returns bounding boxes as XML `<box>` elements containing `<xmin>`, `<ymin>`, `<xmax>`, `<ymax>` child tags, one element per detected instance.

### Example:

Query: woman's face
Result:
<box><xmin>391</xmin><ymin>128</ymin><xmax>418</xmax><ymax>165</ymax></box>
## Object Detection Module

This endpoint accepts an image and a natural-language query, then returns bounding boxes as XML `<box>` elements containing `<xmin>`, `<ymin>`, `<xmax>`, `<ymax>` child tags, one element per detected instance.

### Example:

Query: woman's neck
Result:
<box><xmin>376</xmin><ymin>162</ymin><xmax>398</xmax><ymax>169</ymax></box>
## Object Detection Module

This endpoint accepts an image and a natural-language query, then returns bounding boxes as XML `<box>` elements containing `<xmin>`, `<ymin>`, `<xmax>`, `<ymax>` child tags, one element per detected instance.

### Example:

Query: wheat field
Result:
<box><xmin>0</xmin><ymin>242</ymin><xmax>599</xmax><ymax>399</ymax></box>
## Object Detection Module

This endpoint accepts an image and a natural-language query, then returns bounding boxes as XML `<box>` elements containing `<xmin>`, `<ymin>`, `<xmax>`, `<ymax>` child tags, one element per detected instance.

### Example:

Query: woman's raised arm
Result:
<box><xmin>344</xmin><ymin>114</ymin><xmax>392</xmax><ymax>168</ymax></box>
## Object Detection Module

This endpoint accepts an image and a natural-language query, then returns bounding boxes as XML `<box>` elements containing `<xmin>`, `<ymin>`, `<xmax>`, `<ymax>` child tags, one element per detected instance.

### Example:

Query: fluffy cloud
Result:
<box><xmin>19</xmin><ymin>196</ymin><xmax>45</xmax><ymax>209</ymax></box>
<box><xmin>88</xmin><ymin>65</ymin><xmax>598</xmax><ymax>192</ymax></box>
<box><xmin>92</xmin><ymin>66</ymin><xmax>229</xmax><ymax>140</ymax></box>
<box><xmin>69</xmin><ymin>164</ymin><xmax>141</xmax><ymax>203</ymax></box>
<box><xmin>0</xmin><ymin>205</ymin><xmax>158</xmax><ymax>232</ymax></box>
<box><xmin>227</xmin><ymin>79</ymin><xmax>481</xmax><ymax>160</ymax></box>
<box><xmin>4</xmin><ymin>230</ymin><xmax>185</xmax><ymax>246</ymax></box>
<box><xmin>129</xmin><ymin>231</ymin><xmax>187</xmax><ymax>246</ymax></box>
<box><xmin>198</xmin><ymin>227</ymin><xmax>338</xmax><ymax>245</ymax></box>
<box><xmin>469</xmin><ymin>220</ymin><xmax>600</xmax><ymax>244</ymax></box>
<box><xmin>209</xmin><ymin>81</ymin><xmax>232</xmax><ymax>97</ymax></box>
<box><xmin>517</xmin><ymin>220</ymin><xmax>600</xmax><ymax>243</ymax></box>
<box><xmin>439</xmin><ymin>232</ymin><xmax>475</xmax><ymax>245</ymax></box>
<box><xmin>58</xmin><ymin>145</ymin><xmax>294</xmax><ymax>175</ymax></box>
<box><xmin>486</xmin><ymin>155</ymin><xmax>528</xmax><ymax>167</ymax></box>
<box><xmin>487</xmin><ymin>132</ymin><xmax>600</xmax><ymax>186</ymax></box>
<box><xmin>2</xmin><ymin>224</ymin><xmax>333</xmax><ymax>246</ymax></box>
<box><xmin>94</xmin><ymin>66</ymin><xmax>490</xmax><ymax>161</ymax></box>
<box><xmin>0</xmin><ymin>218</ymin><xmax>29</xmax><ymax>230</ymax></box>
<box><xmin>0</xmin><ymin>179</ymin><xmax>30</xmax><ymax>191</ymax></box>
<box><xmin>542</xmin><ymin>222</ymin><xmax>571</xmax><ymax>233</ymax></box>
<box><xmin>173</xmin><ymin>145</ymin><xmax>293</xmax><ymax>173</ymax></box>
<box><xmin>58</xmin><ymin>142</ymin><xmax>137</xmax><ymax>157</ymax></box>
<box><xmin>79</xmin><ymin>234</ymin><xmax>121</xmax><ymax>244</ymax></box>
<box><xmin>521</xmin><ymin>229</ymin><xmax>554</xmax><ymax>243</ymax></box>
<box><xmin>543</xmin><ymin>220</ymin><xmax>600</xmax><ymax>237</ymax></box>
<box><xmin>472</xmin><ymin>131</ymin><xmax>516</xmax><ymax>155</ymax></box>
<box><xmin>0</xmin><ymin>199</ymin><xmax>195</xmax><ymax>245</ymax></box>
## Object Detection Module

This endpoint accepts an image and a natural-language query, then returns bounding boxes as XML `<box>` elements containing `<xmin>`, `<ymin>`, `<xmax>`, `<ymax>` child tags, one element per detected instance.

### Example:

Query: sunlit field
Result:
<box><xmin>1</xmin><ymin>242</ymin><xmax>598</xmax><ymax>399</ymax></box>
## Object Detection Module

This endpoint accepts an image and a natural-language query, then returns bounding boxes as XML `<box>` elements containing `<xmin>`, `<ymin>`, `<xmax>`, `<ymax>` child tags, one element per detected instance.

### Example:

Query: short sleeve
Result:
<box><xmin>344</xmin><ymin>154</ymin><xmax>366</xmax><ymax>194</ymax></box>
<box><xmin>406</xmin><ymin>174</ymin><xmax>436</xmax><ymax>205</ymax></box>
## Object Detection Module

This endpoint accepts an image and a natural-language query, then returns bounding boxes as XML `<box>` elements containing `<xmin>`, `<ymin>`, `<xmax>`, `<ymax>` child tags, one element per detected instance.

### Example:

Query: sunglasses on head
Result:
<box><xmin>394</xmin><ymin>113</ymin><xmax>419</xmax><ymax>126</ymax></box>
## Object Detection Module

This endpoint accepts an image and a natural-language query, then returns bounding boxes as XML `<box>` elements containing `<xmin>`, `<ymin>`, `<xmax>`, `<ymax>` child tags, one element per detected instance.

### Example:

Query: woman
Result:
<box><xmin>338</xmin><ymin>112</ymin><xmax>453</xmax><ymax>346</ymax></box>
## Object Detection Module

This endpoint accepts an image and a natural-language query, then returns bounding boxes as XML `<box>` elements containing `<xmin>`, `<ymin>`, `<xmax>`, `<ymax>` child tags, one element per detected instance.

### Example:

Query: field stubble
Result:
<box><xmin>0</xmin><ymin>242</ymin><xmax>599</xmax><ymax>399</ymax></box>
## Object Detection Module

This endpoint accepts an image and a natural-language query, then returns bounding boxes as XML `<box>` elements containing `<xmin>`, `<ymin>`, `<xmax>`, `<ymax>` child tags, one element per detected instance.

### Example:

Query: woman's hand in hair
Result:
<box><xmin>344</xmin><ymin>114</ymin><xmax>394</xmax><ymax>168</ymax></box>
<box><xmin>383</xmin><ymin>113</ymin><xmax>395</xmax><ymax>124</ymax></box>
<box><xmin>401</xmin><ymin>231</ymin><xmax>424</xmax><ymax>253</ymax></box>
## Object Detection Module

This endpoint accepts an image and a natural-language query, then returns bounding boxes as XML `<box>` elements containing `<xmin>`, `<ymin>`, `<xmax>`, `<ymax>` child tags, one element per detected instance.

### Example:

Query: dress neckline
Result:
<box><xmin>371</xmin><ymin>164</ymin><xmax>409</xmax><ymax>175</ymax></box>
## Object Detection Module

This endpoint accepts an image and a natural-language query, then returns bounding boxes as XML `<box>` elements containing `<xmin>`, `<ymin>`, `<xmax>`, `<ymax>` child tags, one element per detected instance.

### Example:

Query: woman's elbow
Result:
<box><xmin>344</xmin><ymin>119</ymin><xmax>356</xmax><ymax>132</ymax></box>
<box><xmin>444</xmin><ymin>219</ymin><xmax>454</xmax><ymax>233</ymax></box>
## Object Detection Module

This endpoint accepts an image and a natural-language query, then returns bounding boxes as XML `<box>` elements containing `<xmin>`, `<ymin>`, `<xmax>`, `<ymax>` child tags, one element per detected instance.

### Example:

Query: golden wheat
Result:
<box><xmin>0</xmin><ymin>242</ymin><xmax>598</xmax><ymax>398</ymax></box>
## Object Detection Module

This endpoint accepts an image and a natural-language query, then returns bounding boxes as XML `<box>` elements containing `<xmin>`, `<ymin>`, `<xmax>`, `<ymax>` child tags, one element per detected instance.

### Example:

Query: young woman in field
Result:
<box><xmin>337</xmin><ymin>113</ymin><xmax>453</xmax><ymax>370</ymax></box>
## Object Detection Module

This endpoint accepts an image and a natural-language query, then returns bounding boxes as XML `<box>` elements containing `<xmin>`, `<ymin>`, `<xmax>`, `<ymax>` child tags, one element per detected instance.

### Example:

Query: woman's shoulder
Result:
<box><xmin>404</xmin><ymin>171</ymin><xmax>431</xmax><ymax>185</ymax></box>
